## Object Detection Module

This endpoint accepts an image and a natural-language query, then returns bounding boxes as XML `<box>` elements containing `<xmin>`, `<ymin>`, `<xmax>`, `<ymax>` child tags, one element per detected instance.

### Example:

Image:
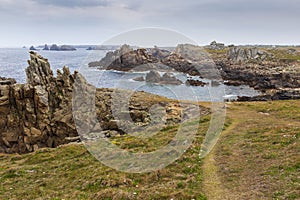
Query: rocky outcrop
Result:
<box><xmin>212</xmin><ymin>46</ymin><xmax>300</xmax><ymax>100</ymax></box>
<box><xmin>207</xmin><ymin>41</ymin><xmax>225</xmax><ymax>50</ymax></box>
<box><xmin>228</xmin><ymin>47</ymin><xmax>270</xmax><ymax>63</ymax></box>
<box><xmin>0</xmin><ymin>52</ymin><xmax>79</xmax><ymax>153</ymax></box>
<box><xmin>134</xmin><ymin>71</ymin><xmax>183</xmax><ymax>85</ymax></box>
<box><xmin>89</xmin><ymin>44</ymin><xmax>209</xmax><ymax>76</ymax></box>
<box><xmin>0</xmin><ymin>52</ymin><xmax>208</xmax><ymax>154</ymax></box>
<box><xmin>89</xmin><ymin>44</ymin><xmax>160</xmax><ymax>71</ymax></box>
<box><xmin>142</xmin><ymin>71</ymin><xmax>183</xmax><ymax>85</ymax></box>
<box><xmin>50</xmin><ymin>44</ymin><xmax>76</xmax><ymax>51</ymax></box>
<box><xmin>29</xmin><ymin>46</ymin><xmax>37</xmax><ymax>51</ymax></box>
<box><xmin>0</xmin><ymin>77</ymin><xmax>16</xmax><ymax>85</ymax></box>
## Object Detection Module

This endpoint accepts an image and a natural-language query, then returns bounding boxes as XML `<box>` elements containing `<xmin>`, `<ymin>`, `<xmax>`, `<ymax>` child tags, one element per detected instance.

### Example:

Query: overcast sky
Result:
<box><xmin>0</xmin><ymin>0</ymin><xmax>299</xmax><ymax>47</ymax></box>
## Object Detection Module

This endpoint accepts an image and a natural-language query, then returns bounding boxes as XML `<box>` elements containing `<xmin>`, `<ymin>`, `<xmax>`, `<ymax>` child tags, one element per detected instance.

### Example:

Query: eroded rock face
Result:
<box><xmin>89</xmin><ymin>44</ymin><xmax>212</xmax><ymax>76</ymax></box>
<box><xmin>0</xmin><ymin>51</ymin><xmax>78</xmax><ymax>153</ymax></box>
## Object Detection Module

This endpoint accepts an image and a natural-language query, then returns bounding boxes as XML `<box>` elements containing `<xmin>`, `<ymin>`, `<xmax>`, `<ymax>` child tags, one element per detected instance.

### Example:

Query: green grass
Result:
<box><xmin>0</xmin><ymin>101</ymin><xmax>299</xmax><ymax>199</ymax></box>
<box><xmin>212</xmin><ymin>101</ymin><xmax>300</xmax><ymax>199</ymax></box>
<box><xmin>0</xmin><ymin>115</ymin><xmax>211</xmax><ymax>199</ymax></box>
<box><xmin>267</xmin><ymin>48</ymin><xmax>300</xmax><ymax>62</ymax></box>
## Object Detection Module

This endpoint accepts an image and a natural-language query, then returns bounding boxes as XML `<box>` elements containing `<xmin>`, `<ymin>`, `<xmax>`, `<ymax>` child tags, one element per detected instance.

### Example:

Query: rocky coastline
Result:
<box><xmin>0</xmin><ymin>52</ymin><xmax>207</xmax><ymax>154</ymax></box>
<box><xmin>89</xmin><ymin>44</ymin><xmax>300</xmax><ymax>100</ymax></box>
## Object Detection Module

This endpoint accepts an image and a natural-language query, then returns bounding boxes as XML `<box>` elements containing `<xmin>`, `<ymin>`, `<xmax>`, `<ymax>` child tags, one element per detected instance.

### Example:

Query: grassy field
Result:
<box><xmin>0</xmin><ymin>101</ymin><xmax>299</xmax><ymax>199</ymax></box>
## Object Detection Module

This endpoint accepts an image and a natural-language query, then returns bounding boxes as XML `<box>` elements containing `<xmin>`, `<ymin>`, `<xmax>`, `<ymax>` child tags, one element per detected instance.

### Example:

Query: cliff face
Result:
<box><xmin>0</xmin><ymin>52</ymin><xmax>79</xmax><ymax>153</ymax></box>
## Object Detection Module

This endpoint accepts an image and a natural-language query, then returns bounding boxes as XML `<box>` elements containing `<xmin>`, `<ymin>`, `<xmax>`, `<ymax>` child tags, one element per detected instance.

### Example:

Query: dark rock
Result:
<box><xmin>150</xmin><ymin>46</ymin><xmax>171</xmax><ymax>59</ymax></box>
<box><xmin>43</xmin><ymin>44</ymin><xmax>49</xmax><ymax>50</ymax></box>
<box><xmin>50</xmin><ymin>44</ymin><xmax>60</xmax><ymax>51</ymax></box>
<box><xmin>88</xmin><ymin>44</ymin><xmax>205</xmax><ymax>76</ymax></box>
<box><xmin>29</xmin><ymin>46</ymin><xmax>37</xmax><ymax>51</ymax></box>
<box><xmin>186</xmin><ymin>79</ymin><xmax>207</xmax><ymax>87</ymax></box>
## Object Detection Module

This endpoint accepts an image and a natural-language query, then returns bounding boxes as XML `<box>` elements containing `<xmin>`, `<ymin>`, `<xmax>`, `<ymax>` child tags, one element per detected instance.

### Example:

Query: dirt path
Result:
<box><xmin>202</xmin><ymin>117</ymin><xmax>239</xmax><ymax>200</ymax></box>
<box><xmin>202</xmin><ymin>101</ymin><xmax>300</xmax><ymax>199</ymax></box>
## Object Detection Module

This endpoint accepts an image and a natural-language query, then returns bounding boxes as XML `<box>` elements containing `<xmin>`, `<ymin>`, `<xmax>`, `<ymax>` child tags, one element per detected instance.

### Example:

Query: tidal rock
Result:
<box><xmin>146</xmin><ymin>71</ymin><xmax>161</xmax><ymax>83</ymax></box>
<box><xmin>29</xmin><ymin>46</ymin><xmax>37</xmax><ymax>51</ymax></box>
<box><xmin>186</xmin><ymin>79</ymin><xmax>207</xmax><ymax>87</ymax></box>
<box><xmin>160</xmin><ymin>72</ymin><xmax>183</xmax><ymax>85</ymax></box>
<box><xmin>145</xmin><ymin>71</ymin><xmax>183</xmax><ymax>85</ymax></box>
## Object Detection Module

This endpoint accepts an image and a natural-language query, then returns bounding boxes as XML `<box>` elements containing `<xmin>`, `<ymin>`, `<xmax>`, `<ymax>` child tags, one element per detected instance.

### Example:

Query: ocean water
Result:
<box><xmin>0</xmin><ymin>48</ymin><xmax>260</xmax><ymax>101</ymax></box>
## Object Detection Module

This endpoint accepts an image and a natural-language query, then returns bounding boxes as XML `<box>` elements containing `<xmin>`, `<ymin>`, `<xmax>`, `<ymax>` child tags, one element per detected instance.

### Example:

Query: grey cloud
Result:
<box><xmin>33</xmin><ymin>0</ymin><xmax>109</xmax><ymax>8</ymax></box>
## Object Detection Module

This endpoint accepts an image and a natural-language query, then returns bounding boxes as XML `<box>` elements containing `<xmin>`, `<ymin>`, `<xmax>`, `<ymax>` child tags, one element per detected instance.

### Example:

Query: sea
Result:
<box><xmin>0</xmin><ymin>47</ymin><xmax>260</xmax><ymax>101</ymax></box>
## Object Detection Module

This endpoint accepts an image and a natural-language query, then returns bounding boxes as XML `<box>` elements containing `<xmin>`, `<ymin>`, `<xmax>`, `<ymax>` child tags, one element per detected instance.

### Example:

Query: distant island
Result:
<box><xmin>29</xmin><ymin>44</ymin><xmax>124</xmax><ymax>51</ymax></box>
<box><xmin>29</xmin><ymin>44</ymin><xmax>77</xmax><ymax>51</ymax></box>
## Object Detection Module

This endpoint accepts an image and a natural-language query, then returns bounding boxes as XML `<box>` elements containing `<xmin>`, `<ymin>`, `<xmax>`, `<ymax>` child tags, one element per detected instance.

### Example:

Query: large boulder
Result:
<box><xmin>145</xmin><ymin>71</ymin><xmax>183</xmax><ymax>85</ymax></box>
<box><xmin>146</xmin><ymin>71</ymin><xmax>161</xmax><ymax>83</ymax></box>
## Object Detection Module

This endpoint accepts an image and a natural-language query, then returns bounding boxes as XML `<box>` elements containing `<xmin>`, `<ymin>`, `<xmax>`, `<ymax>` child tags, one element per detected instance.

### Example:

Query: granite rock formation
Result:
<box><xmin>228</xmin><ymin>47</ymin><xmax>270</xmax><ymax>63</ymax></box>
<box><xmin>0</xmin><ymin>52</ymin><xmax>79</xmax><ymax>153</ymax></box>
